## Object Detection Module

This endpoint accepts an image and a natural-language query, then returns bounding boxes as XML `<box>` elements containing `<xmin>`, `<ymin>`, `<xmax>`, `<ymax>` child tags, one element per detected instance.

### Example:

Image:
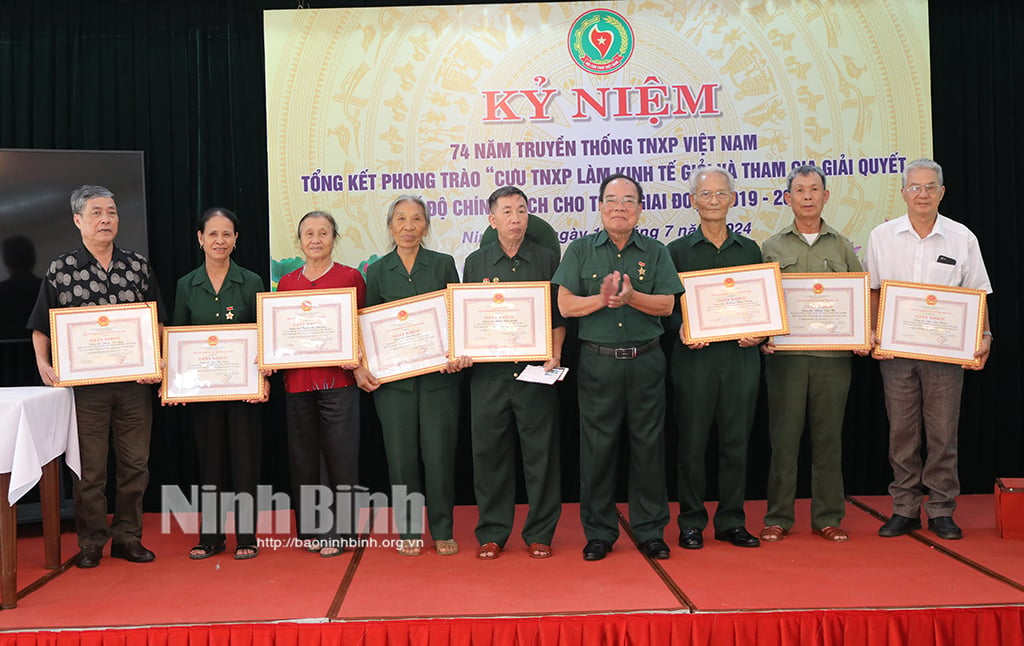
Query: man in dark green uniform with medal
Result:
<box><xmin>552</xmin><ymin>173</ymin><xmax>681</xmax><ymax>561</ymax></box>
<box><xmin>463</xmin><ymin>186</ymin><xmax>565</xmax><ymax>560</ymax></box>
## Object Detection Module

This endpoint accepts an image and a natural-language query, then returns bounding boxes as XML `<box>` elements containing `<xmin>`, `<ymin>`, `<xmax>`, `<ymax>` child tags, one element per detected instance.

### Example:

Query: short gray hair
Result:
<box><xmin>70</xmin><ymin>185</ymin><xmax>114</xmax><ymax>215</ymax></box>
<box><xmin>903</xmin><ymin>158</ymin><xmax>943</xmax><ymax>187</ymax></box>
<box><xmin>689</xmin><ymin>167</ymin><xmax>736</xmax><ymax>194</ymax></box>
<box><xmin>786</xmin><ymin>165</ymin><xmax>827</xmax><ymax>192</ymax></box>
<box><xmin>385</xmin><ymin>195</ymin><xmax>430</xmax><ymax>233</ymax></box>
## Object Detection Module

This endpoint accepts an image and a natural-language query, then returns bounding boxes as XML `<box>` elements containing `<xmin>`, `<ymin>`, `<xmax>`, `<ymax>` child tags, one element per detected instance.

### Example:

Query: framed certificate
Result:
<box><xmin>448</xmin><ymin>281</ymin><xmax>552</xmax><ymax>362</ymax></box>
<box><xmin>772</xmin><ymin>273</ymin><xmax>871</xmax><ymax>351</ymax></box>
<box><xmin>877</xmin><ymin>280</ymin><xmax>986</xmax><ymax>367</ymax></box>
<box><xmin>358</xmin><ymin>290</ymin><xmax>450</xmax><ymax>383</ymax></box>
<box><xmin>679</xmin><ymin>262</ymin><xmax>788</xmax><ymax>344</ymax></box>
<box><xmin>161</xmin><ymin>324</ymin><xmax>265</xmax><ymax>403</ymax></box>
<box><xmin>49</xmin><ymin>302</ymin><xmax>161</xmax><ymax>387</ymax></box>
<box><xmin>257</xmin><ymin>288</ymin><xmax>358</xmax><ymax>369</ymax></box>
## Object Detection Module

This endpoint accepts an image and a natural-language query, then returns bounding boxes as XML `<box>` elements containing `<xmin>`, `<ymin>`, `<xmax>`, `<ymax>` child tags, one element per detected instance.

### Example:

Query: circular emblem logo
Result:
<box><xmin>397</xmin><ymin>310</ymin><xmax>408</xmax><ymax>321</ymax></box>
<box><xmin>493</xmin><ymin>293</ymin><xmax>505</xmax><ymax>304</ymax></box>
<box><xmin>926</xmin><ymin>294</ymin><xmax>937</xmax><ymax>306</ymax></box>
<box><xmin>723</xmin><ymin>277</ymin><xmax>735</xmax><ymax>288</ymax></box>
<box><xmin>813</xmin><ymin>283</ymin><xmax>824</xmax><ymax>294</ymax></box>
<box><xmin>97</xmin><ymin>316</ymin><xmax>110</xmax><ymax>327</ymax></box>
<box><xmin>568</xmin><ymin>9</ymin><xmax>634</xmax><ymax>75</ymax></box>
<box><xmin>300</xmin><ymin>300</ymin><xmax>313</xmax><ymax>312</ymax></box>
<box><xmin>207</xmin><ymin>335</ymin><xmax>219</xmax><ymax>346</ymax></box>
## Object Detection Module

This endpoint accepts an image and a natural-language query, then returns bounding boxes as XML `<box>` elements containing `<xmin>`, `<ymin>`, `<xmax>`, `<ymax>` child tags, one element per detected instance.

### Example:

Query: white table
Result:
<box><xmin>0</xmin><ymin>387</ymin><xmax>80</xmax><ymax>609</ymax></box>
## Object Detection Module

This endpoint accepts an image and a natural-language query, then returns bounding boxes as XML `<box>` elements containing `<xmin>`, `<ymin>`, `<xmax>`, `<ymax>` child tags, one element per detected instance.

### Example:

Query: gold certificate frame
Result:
<box><xmin>772</xmin><ymin>273</ymin><xmax>871</xmax><ymax>351</ymax></box>
<box><xmin>877</xmin><ymin>280</ymin><xmax>986</xmax><ymax>367</ymax></box>
<box><xmin>257</xmin><ymin>287</ymin><xmax>358</xmax><ymax>369</ymax></box>
<box><xmin>679</xmin><ymin>262</ymin><xmax>788</xmax><ymax>344</ymax></box>
<box><xmin>448</xmin><ymin>281</ymin><xmax>552</xmax><ymax>363</ymax></box>
<box><xmin>357</xmin><ymin>290</ymin><xmax>450</xmax><ymax>384</ymax></box>
<box><xmin>49</xmin><ymin>302</ymin><xmax>161</xmax><ymax>387</ymax></box>
<box><xmin>161</xmin><ymin>324</ymin><xmax>265</xmax><ymax>403</ymax></box>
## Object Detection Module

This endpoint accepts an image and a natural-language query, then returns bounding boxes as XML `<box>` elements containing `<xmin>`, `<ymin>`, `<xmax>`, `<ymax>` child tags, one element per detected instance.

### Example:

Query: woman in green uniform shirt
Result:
<box><xmin>172</xmin><ymin>208</ymin><xmax>266</xmax><ymax>561</ymax></box>
<box><xmin>356</xmin><ymin>195</ymin><xmax>469</xmax><ymax>557</ymax></box>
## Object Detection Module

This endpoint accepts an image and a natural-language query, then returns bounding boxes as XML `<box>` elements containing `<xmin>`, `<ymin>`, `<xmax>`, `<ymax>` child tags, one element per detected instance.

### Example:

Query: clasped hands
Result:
<box><xmin>600</xmin><ymin>271</ymin><xmax>635</xmax><ymax>309</ymax></box>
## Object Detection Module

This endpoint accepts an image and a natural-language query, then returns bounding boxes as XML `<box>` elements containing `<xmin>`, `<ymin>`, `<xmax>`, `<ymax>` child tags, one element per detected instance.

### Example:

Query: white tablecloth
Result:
<box><xmin>0</xmin><ymin>387</ymin><xmax>81</xmax><ymax>504</ymax></box>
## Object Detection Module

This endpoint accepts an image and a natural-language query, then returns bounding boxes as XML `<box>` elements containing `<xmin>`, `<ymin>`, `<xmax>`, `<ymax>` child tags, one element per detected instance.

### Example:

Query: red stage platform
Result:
<box><xmin>1</xmin><ymin>494</ymin><xmax>1023</xmax><ymax>645</ymax></box>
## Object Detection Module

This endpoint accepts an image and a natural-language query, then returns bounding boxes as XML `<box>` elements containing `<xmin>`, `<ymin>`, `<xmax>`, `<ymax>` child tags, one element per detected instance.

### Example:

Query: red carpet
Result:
<box><xmin>1</xmin><ymin>495</ymin><xmax>1023</xmax><ymax>645</ymax></box>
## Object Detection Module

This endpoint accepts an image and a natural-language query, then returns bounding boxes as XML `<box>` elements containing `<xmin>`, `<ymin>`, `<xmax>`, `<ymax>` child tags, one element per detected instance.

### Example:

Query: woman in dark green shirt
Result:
<box><xmin>172</xmin><ymin>208</ymin><xmax>266</xmax><ymax>561</ymax></box>
<box><xmin>356</xmin><ymin>195</ymin><xmax>468</xmax><ymax>557</ymax></box>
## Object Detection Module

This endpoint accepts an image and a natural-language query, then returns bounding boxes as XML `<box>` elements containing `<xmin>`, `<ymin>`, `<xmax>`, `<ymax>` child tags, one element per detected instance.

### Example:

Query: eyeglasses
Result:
<box><xmin>903</xmin><ymin>184</ymin><xmax>942</xmax><ymax>195</ymax></box>
<box><xmin>601</xmin><ymin>197</ymin><xmax>639</xmax><ymax>207</ymax></box>
<box><xmin>695</xmin><ymin>190</ymin><xmax>731</xmax><ymax>201</ymax></box>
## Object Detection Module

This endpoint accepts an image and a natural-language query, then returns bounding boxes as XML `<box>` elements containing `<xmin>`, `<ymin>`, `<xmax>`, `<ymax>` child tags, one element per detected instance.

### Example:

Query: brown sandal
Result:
<box><xmin>435</xmin><ymin>539</ymin><xmax>459</xmax><ymax>556</ymax></box>
<box><xmin>759</xmin><ymin>525</ymin><xmax>787</xmax><ymax>542</ymax></box>
<box><xmin>814</xmin><ymin>526</ymin><xmax>850</xmax><ymax>542</ymax></box>
<box><xmin>527</xmin><ymin>543</ymin><xmax>552</xmax><ymax>559</ymax></box>
<box><xmin>476</xmin><ymin>542</ymin><xmax>501</xmax><ymax>560</ymax></box>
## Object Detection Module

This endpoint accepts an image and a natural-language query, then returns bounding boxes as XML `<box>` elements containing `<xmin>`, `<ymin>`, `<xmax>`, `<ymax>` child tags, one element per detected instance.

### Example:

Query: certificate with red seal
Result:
<box><xmin>772</xmin><ymin>273</ymin><xmax>870</xmax><ymax>351</ymax></box>
<box><xmin>161</xmin><ymin>324</ymin><xmax>264</xmax><ymax>403</ymax></box>
<box><xmin>678</xmin><ymin>263</ymin><xmax>788</xmax><ymax>344</ymax></box>
<box><xmin>877</xmin><ymin>281</ymin><xmax>986</xmax><ymax>367</ymax></box>
<box><xmin>357</xmin><ymin>290</ymin><xmax>449</xmax><ymax>383</ymax></box>
<box><xmin>448</xmin><ymin>282</ymin><xmax>552</xmax><ymax>362</ymax></box>
<box><xmin>49</xmin><ymin>302</ymin><xmax>161</xmax><ymax>386</ymax></box>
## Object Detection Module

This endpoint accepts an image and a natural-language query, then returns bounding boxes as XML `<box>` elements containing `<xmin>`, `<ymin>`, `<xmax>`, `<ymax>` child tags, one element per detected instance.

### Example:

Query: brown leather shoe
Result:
<box><xmin>76</xmin><ymin>544</ymin><xmax>102</xmax><ymax>569</ymax></box>
<box><xmin>110</xmin><ymin>541</ymin><xmax>155</xmax><ymax>563</ymax></box>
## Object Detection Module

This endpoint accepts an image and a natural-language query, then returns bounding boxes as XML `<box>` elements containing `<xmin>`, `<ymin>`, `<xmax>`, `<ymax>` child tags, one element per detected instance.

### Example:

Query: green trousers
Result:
<box><xmin>374</xmin><ymin>378</ymin><xmax>460</xmax><ymax>541</ymax></box>
<box><xmin>578</xmin><ymin>345</ymin><xmax>669</xmax><ymax>544</ymax></box>
<box><xmin>673</xmin><ymin>342</ymin><xmax>760</xmax><ymax>533</ymax></box>
<box><xmin>471</xmin><ymin>377</ymin><xmax>561</xmax><ymax>547</ymax></box>
<box><xmin>764</xmin><ymin>354</ymin><xmax>850</xmax><ymax>530</ymax></box>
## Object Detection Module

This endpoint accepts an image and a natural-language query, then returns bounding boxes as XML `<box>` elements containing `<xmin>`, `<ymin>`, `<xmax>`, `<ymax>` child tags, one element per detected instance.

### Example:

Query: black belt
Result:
<box><xmin>581</xmin><ymin>338</ymin><xmax>660</xmax><ymax>360</ymax></box>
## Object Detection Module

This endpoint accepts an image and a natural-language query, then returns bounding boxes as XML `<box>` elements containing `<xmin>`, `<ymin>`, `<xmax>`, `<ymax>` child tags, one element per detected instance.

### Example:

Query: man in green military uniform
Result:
<box><xmin>759</xmin><ymin>165</ymin><xmax>867</xmax><ymax>544</ymax></box>
<box><xmin>670</xmin><ymin>168</ymin><xmax>763</xmax><ymax>551</ymax></box>
<box><xmin>463</xmin><ymin>186</ymin><xmax>565</xmax><ymax>560</ymax></box>
<box><xmin>552</xmin><ymin>173</ymin><xmax>681</xmax><ymax>562</ymax></box>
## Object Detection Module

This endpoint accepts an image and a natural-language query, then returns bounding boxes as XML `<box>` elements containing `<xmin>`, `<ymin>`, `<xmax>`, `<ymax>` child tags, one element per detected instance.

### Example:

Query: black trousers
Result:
<box><xmin>191</xmin><ymin>400</ymin><xmax>263</xmax><ymax>546</ymax></box>
<box><xmin>285</xmin><ymin>386</ymin><xmax>360</xmax><ymax>542</ymax></box>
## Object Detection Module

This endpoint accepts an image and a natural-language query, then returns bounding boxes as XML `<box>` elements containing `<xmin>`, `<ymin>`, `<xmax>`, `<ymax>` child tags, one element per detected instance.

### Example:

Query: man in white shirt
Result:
<box><xmin>864</xmin><ymin>158</ymin><xmax>992</xmax><ymax>541</ymax></box>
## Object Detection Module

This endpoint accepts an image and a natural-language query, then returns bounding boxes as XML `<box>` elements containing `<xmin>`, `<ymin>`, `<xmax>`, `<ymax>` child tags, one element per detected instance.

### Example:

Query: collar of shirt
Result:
<box><xmin>893</xmin><ymin>212</ymin><xmax>948</xmax><ymax>240</ymax></box>
<box><xmin>592</xmin><ymin>228</ymin><xmax>651</xmax><ymax>252</ymax></box>
<box><xmin>74</xmin><ymin>245</ymin><xmax>134</xmax><ymax>270</ymax></box>
<box><xmin>684</xmin><ymin>226</ymin><xmax>749</xmax><ymax>251</ymax></box>
<box><xmin>484</xmin><ymin>238</ymin><xmax>538</xmax><ymax>267</ymax></box>
<box><xmin>779</xmin><ymin>218</ymin><xmax>841</xmax><ymax>243</ymax></box>
<box><xmin>188</xmin><ymin>260</ymin><xmax>245</xmax><ymax>294</ymax></box>
<box><xmin>380</xmin><ymin>246</ymin><xmax>434</xmax><ymax>275</ymax></box>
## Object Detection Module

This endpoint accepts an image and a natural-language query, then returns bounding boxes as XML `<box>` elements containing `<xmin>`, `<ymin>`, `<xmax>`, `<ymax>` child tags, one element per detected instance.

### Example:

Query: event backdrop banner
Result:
<box><xmin>264</xmin><ymin>1</ymin><xmax>930</xmax><ymax>284</ymax></box>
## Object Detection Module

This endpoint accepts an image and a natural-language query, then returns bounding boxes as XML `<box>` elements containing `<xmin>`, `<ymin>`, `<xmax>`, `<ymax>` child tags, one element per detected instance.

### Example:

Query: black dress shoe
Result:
<box><xmin>76</xmin><ymin>544</ymin><xmax>102</xmax><ymax>569</ymax></box>
<box><xmin>582</xmin><ymin>539</ymin><xmax>612</xmax><ymax>561</ymax></box>
<box><xmin>878</xmin><ymin>514</ymin><xmax>921</xmax><ymax>537</ymax></box>
<box><xmin>637</xmin><ymin>538</ymin><xmax>670</xmax><ymax>559</ymax></box>
<box><xmin>714</xmin><ymin>526</ymin><xmax>761</xmax><ymax>547</ymax></box>
<box><xmin>928</xmin><ymin>516</ymin><xmax>963</xmax><ymax>540</ymax></box>
<box><xmin>111</xmin><ymin>541</ymin><xmax>156</xmax><ymax>563</ymax></box>
<box><xmin>679</xmin><ymin>526</ymin><xmax>704</xmax><ymax>550</ymax></box>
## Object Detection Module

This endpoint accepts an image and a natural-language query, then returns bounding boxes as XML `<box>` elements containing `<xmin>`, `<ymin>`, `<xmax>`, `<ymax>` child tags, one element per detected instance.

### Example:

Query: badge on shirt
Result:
<box><xmin>637</xmin><ymin>261</ymin><xmax>647</xmax><ymax>280</ymax></box>
<box><xmin>225</xmin><ymin>306</ymin><xmax>234</xmax><ymax>320</ymax></box>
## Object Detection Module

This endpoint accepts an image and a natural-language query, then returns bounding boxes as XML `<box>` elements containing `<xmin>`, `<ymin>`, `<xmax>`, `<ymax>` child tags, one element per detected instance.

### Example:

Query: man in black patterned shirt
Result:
<box><xmin>27</xmin><ymin>185</ymin><xmax>164</xmax><ymax>568</ymax></box>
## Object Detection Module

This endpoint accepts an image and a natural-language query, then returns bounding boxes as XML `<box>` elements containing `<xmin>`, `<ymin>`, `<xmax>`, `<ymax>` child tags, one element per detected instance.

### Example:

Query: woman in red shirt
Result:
<box><xmin>277</xmin><ymin>211</ymin><xmax>365</xmax><ymax>557</ymax></box>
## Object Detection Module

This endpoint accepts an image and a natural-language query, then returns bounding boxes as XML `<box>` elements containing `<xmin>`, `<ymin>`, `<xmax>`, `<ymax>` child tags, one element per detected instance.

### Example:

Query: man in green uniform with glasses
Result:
<box><xmin>552</xmin><ymin>173</ymin><xmax>681</xmax><ymax>562</ymax></box>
